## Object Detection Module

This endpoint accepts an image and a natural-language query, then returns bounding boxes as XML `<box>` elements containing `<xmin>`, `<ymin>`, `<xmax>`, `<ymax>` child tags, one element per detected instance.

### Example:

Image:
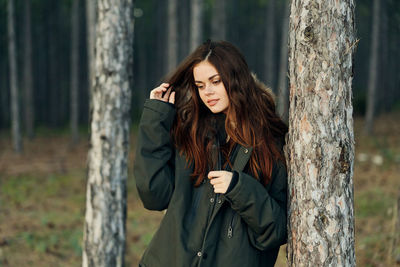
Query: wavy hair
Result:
<box><xmin>167</xmin><ymin>40</ymin><xmax>287</xmax><ymax>186</ymax></box>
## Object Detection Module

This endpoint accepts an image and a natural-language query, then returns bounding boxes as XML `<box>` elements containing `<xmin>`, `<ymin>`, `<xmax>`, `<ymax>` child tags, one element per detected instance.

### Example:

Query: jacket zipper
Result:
<box><xmin>227</xmin><ymin>212</ymin><xmax>237</xmax><ymax>239</ymax></box>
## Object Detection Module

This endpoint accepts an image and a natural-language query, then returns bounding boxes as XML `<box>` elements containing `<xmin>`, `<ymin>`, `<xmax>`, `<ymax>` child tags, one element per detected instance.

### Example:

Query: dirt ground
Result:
<box><xmin>0</xmin><ymin>113</ymin><xmax>399</xmax><ymax>266</ymax></box>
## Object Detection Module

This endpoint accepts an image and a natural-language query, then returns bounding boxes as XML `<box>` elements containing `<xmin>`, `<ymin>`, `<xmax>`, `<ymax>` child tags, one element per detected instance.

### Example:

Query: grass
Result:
<box><xmin>0</xmin><ymin>112</ymin><xmax>399</xmax><ymax>266</ymax></box>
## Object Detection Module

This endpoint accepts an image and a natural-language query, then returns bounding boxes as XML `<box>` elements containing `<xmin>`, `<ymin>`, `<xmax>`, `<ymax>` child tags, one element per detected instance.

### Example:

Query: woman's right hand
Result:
<box><xmin>150</xmin><ymin>83</ymin><xmax>175</xmax><ymax>104</ymax></box>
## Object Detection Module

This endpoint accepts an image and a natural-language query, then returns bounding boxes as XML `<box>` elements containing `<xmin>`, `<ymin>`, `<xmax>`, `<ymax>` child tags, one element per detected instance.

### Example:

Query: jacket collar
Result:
<box><xmin>232</xmin><ymin>145</ymin><xmax>253</xmax><ymax>172</ymax></box>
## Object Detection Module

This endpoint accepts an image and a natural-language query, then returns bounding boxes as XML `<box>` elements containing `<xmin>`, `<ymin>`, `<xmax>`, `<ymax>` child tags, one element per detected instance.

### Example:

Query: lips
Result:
<box><xmin>207</xmin><ymin>99</ymin><xmax>219</xmax><ymax>106</ymax></box>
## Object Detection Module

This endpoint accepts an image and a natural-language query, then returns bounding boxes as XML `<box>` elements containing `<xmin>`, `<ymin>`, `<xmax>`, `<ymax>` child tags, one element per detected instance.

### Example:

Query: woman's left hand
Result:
<box><xmin>208</xmin><ymin>171</ymin><xmax>233</xmax><ymax>194</ymax></box>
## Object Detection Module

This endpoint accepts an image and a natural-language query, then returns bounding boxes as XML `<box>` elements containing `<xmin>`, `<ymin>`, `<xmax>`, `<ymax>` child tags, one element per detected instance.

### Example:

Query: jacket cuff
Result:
<box><xmin>144</xmin><ymin>99</ymin><xmax>175</xmax><ymax>114</ymax></box>
<box><xmin>226</xmin><ymin>171</ymin><xmax>239</xmax><ymax>194</ymax></box>
<box><xmin>142</xmin><ymin>99</ymin><xmax>176</xmax><ymax>126</ymax></box>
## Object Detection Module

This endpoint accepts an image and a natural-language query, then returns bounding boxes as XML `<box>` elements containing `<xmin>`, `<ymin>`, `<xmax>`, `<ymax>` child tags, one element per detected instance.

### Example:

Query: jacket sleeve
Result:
<box><xmin>134</xmin><ymin>99</ymin><xmax>176</xmax><ymax>211</ymax></box>
<box><xmin>224</xmin><ymin>162</ymin><xmax>287</xmax><ymax>251</ymax></box>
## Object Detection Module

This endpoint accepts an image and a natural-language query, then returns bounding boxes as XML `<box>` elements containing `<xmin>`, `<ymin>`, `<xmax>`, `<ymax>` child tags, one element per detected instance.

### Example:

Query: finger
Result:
<box><xmin>169</xmin><ymin>91</ymin><xmax>175</xmax><ymax>104</ymax></box>
<box><xmin>208</xmin><ymin>171</ymin><xmax>224</xmax><ymax>179</ymax></box>
<box><xmin>163</xmin><ymin>87</ymin><xmax>172</xmax><ymax>101</ymax></box>
<box><xmin>214</xmin><ymin>186</ymin><xmax>227</xmax><ymax>194</ymax></box>
<box><xmin>160</xmin><ymin>83</ymin><xmax>169</xmax><ymax>88</ymax></box>
<box><xmin>150</xmin><ymin>87</ymin><xmax>167</xmax><ymax>96</ymax></box>
<box><xmin>210</xmin><ymin>177</ymin><xmax>223</xmax><ymax>185</ymax></box>
<box><xmin>150</xmin><ymin>87</ymin><xmax>167</xmax><ymax>99</ymax></box>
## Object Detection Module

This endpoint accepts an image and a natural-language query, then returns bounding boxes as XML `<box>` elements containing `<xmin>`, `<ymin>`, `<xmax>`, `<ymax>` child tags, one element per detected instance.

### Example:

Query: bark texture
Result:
<box><xmin>83</xmin><ymin>0</ymin><xmax>134</xmax><ymax>266</ymax></box>
<box><xmin>8</xmin><ymin>0</ymin><xmax>22</xmax><ymax>153</ymax></box>
<box><xmin>286</xmin><ymin>0</ymin><xmax>356</xmax><ymax>266</ymax></box>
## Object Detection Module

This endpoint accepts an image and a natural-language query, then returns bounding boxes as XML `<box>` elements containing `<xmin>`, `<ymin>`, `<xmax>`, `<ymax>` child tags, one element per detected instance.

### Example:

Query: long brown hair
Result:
<box><xmin>168</xmin><ymin>40</ymin><xmax>287</xmax><ymax>186</ymax></box>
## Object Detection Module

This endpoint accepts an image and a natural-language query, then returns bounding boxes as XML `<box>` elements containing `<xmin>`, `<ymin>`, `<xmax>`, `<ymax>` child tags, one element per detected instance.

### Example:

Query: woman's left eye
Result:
<box><xmin>212</xmin><ymin>80</ymin><xmax>221</xmax><ymax>85</ymax></box>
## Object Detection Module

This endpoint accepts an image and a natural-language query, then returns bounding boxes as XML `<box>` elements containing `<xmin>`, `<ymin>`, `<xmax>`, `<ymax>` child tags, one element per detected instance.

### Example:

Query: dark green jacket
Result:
<box><xmin>134</xmin><ymin>99</ymin><xmax>287</xmax><ymax>267</ymax></box>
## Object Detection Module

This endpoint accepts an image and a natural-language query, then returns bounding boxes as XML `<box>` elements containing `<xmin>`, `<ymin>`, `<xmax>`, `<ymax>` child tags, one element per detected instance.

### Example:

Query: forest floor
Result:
<box><xmin>0</xmin><ymin>112</ymin><xmax>399</xmax><ymax>267</ymax></box>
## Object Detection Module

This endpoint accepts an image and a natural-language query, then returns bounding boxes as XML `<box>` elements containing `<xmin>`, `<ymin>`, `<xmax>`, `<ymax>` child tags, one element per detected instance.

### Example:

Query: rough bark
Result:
<box><xmin>23</xmin><ymin>0</ymin><xmax>34</xmax><ymax>139</ymax></box>
<box><xmin>70</xmin><ymin>0</ymin><xmax>80</xmax><ymax>144</ymax></box>
<box><xmin>211</xmin><ymin>0</ymin><xmax>226</xmax><ymax>41</ymax></box>
<box><xmin>167</xmin><ymin>0</ymin><xmax>178</xmax><ymax>73</ymax></box>
<box><xmin>286</xmin><ymin>0</ymin><xmax>356</xmax><ymax>266</ymax></box>
<box><xmin>364</xmin><ymin>0</ymin><xmax>380</xmax><ymax>135</ymax></box>
<box><xmin>83</xmin><ymin>0</ymin><xmax>134</xmax><ymax>266</ymax></box>
<box><xmin>277</xmin><ymin>0</ymin><xmax>290</xmax><ymax>122</ymax></box>
<box><xmin>8</xmin><ymin>0</ymin><xmax>23</xmax><ymax>153</ymax></box>
<box><xmin>264</xmin><ymin>0</ymin><xmax>276</xmax><ymax>88</ymax></box>
<box><xmin>190</xmin><ymin>0</ymin><xmax>203</xmax><ymax>52</ymax></box>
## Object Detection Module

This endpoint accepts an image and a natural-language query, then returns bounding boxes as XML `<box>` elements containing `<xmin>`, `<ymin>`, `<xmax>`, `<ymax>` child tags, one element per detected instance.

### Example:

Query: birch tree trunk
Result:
<box><xmin>167</xmin><ymin>0</ymin><xmax>178</xmax><ymax>73</ymax></box>
<box><xmin>277</xmin><ymin>0</ymin><xmax>290</xmax><ymax>122</ymax></box>
<box><xmin>211</xmin><ymin>0</ymin><xmax>226</xmax><ymax>41</ymax></box>
<box><xmin>364</xmin><ymin>0</ymin><xmax>380</xmax><ymax>135</ymax></box>
<box><xmin>264</xmin><ymin>0</ymin><xmax>276</xmax><ymax>88</ymax></box>
<box><xmin>286</xmin><ymin>0</ymin><xmax>356</xmax><ymax>266</ymax></box>
<box><xmin>23</xmin><ymin>0</ymin><xmax>34</xmax><ymax>139</ymax></box>
<box><xmin>190</xmin><ymin>0</ymin><xmax>203</xmax><ymax>52</ymax></box>
<box><xmin>70</xmin><ymin>0</ymin><xmax>80</xmax><ymax>144</ymax></box>
<box><xmin>8</xmin><ymin>0</ymin><xmax>22</xmax><ymax>153</ymax></box>
<box><xmin>83</xmin><ymin>0</ymin><xmax>134</xmax><ymax>266</ymax></box>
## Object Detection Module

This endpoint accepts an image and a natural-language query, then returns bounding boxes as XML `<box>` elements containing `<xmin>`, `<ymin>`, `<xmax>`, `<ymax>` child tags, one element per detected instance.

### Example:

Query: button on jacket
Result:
<box><xmin>134</xmin><ymin>99</ymin><xmax>288</xmax><ymax>267</ymax></box>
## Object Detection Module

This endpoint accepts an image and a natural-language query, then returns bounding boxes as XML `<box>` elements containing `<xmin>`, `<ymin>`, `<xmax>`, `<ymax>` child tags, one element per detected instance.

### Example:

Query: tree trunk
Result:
<box><xmin>364</xmin><ymin>0</ymin><xmax>380</xmax><ymax>135</ymax></box>
<box><xmin>286</xmin><ymin>0</ymin><xmax>356</xmax><ymax>266</ymax></box>
<box><xmin>48</xmin><ymin>0</ymin><xmax>60</xmax><ymax>126</ymax></box>
<box><xmin>8</xmin><ymin>0</ymin><xmax>22</xmax><ymax>153</ymax></box>
<box><xmin>86</xmin><ymin>0</ymin><xmax>97</xmax><ymax>130</ymax></box>
<box><xmin>70</xmin><ymin>0</ymin><xmax>80</xmax><ymax>144</ymax></box>
<box><xmin>277</xmin><ymin>0</ymin><xmax>290</xmax><ymax>122</ymax></box>
<box><xmin>167</xmin><ymin>0</ymin><xmax>178</xmax><ymax>73</ymax></box>
<box><xmin>82</xmin><ymin>0</ymin><xmax>134</xmax><ymax>266</ymax></box>
<box><xmin>211</xmin><ymin>0</ymin><xmax>226</xmax><ymax>41</ymax></box>
<box><xmin>190</xmin><ymin>0</ymin><xmax>203</xmax><ymax>52</ymax></box>
<box><xmin>178</xmin><ymin>0</ymin><xmax>190</xmax><ymax>61</ymax></box>
<box><xmin>23</xmin><ymin>0</ymin><xmax>34</xmax><ymax>139</ymax></box>
<box><xmin>264</xmin><ymin>0</ymin><xmax>276</xmax><ymax>89</ymax></box>
<box><xmin>379</xmin><ymin>0</ymin><xmax>389</xmax><ymax>113</ymax></box>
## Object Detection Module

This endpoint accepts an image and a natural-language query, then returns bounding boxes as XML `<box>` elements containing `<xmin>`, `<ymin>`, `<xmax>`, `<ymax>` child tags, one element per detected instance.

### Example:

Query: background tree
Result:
<box><xmin>286</xmin><ymin>0</ymin><xmax>356</xmax><ymax>265</ymax></box>
<box><xmin>277</xmin><ymin>0</ymin><xmax>290</xmax><ymax>122</ymax></box>
<box><xmin>264</xmin><ymin>0</ymin><xmax>276</xmax><ymax>89</ymax></box>
<box><xmin>211</xmin><ymin>0</ymin><xmax>226</xmax><ymax>41</ymax></box>
<box><xmin>190</xmin><ymin>0</ymin><xmax>203</xmax><ymax>52</ymax></box>
<box><xmin>8</xmin><ymin>0</ymin><xmax>22</xmax><ymax>153</ymax></box>
<box><xmin>70</xmin><ymin>0</ymin><xmax>80</xmax><ymax>144</ymax></box>
<box><xmin>364</xmin><ymin>0</ymin><xmax>380</xmax><ymax>135</ymax></box>
<box><xmin>82</xmin><ymin>0</ymin><xmax>134</xmax><ymax>266</ymax></box>
<box><xmin>167</xmin><ymin>0</ymin><xmax>178</xmax><ymax>73</ymax></box>
<box><xmin>23</xmin><ymin>0</ymin><xmax>34</xmax><ymax>139</ymax></box>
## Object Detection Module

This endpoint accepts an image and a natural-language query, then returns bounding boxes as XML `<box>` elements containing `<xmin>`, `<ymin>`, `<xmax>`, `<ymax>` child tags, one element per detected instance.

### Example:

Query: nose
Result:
<box><xmin>204</xmin><ymin>84</ymin><xmax>214</xmax><ymax>95</ymax></box>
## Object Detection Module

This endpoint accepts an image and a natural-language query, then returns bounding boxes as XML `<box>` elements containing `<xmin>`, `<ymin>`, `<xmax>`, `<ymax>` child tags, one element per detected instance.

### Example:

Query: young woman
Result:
<box><xmin>134</xmin><ymin>40</ymin><xmax>288</xmax><ymax>267</ymax></box>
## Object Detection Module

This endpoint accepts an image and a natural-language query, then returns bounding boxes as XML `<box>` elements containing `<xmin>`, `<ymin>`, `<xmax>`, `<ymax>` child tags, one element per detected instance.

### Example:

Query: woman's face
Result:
<box><xmin>193</xmin><ymin>61</ymin><xmax>229</xmax><ymax>114</ymax></box>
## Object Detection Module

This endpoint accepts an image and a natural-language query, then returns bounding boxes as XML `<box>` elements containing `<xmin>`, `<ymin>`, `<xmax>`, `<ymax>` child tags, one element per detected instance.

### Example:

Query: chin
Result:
<box><xmin>208</xmin><ymin>107</ymin><xmax>227</xmax><ymax>114</ymax></box>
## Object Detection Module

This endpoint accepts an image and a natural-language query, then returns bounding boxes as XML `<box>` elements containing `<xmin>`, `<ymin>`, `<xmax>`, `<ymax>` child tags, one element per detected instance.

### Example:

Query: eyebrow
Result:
<box><xmin>194</xmin><ymin>74</ymin><xmax>220</xmax><ymax>84</ymax></box>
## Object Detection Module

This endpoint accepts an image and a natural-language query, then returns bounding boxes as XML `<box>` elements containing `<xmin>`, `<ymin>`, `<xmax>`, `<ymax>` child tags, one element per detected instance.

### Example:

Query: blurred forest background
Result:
<box><xmin>0</xmin><ymin>0</ymin><xmax>399</xmax><ymax>266</ymax></box>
